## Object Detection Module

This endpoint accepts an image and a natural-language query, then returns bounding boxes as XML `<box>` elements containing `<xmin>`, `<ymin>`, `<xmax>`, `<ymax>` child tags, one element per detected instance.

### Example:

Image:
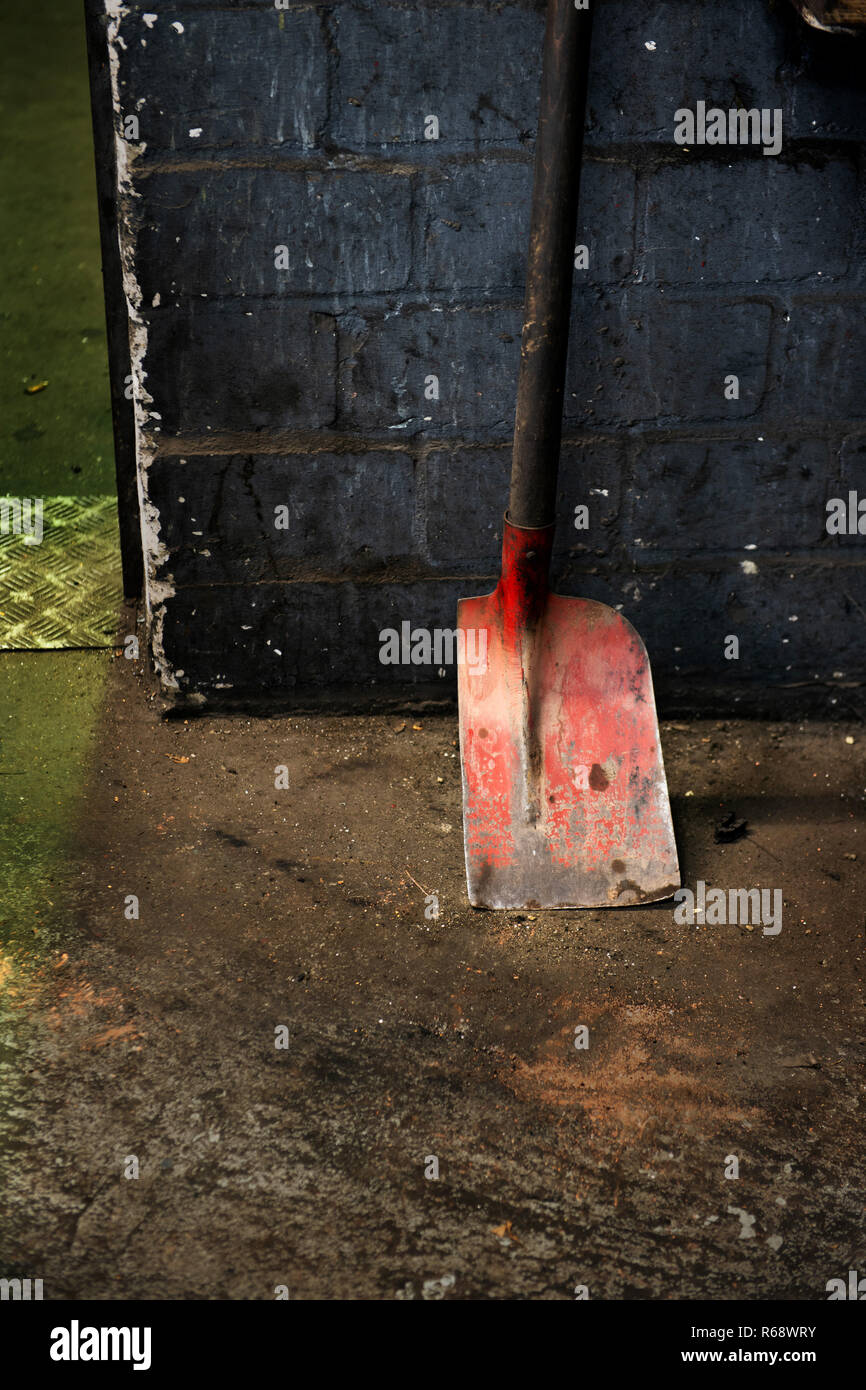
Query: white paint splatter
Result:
<box><xmin>189</xmin><ymin>128</ymin><xmax>203</xmax><ymax>139</ymax></box>
<box><xmin>727</xmin><ymin>1206</ymin><xmax>756</xmax><ymax>1239</ymax></box>
<box><xmin>106</xmin><ymin>3</ymin><xmax>178</xmax><ymax>692</ymax></box>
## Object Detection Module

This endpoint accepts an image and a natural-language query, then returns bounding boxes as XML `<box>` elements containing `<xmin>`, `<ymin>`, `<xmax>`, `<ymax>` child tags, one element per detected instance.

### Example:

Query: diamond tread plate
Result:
<box><xmin>0</xmin><ymin>495</ymin><xmax>123</xmax><ymax>650</ymax></box>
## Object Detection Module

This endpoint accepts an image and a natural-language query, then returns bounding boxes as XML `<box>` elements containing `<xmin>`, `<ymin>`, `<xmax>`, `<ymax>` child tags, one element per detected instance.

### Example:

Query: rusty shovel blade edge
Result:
<box><xmin>458</xmin><ymin>521</ymin><xmax>680</xmax><ymax>910</ymax></box>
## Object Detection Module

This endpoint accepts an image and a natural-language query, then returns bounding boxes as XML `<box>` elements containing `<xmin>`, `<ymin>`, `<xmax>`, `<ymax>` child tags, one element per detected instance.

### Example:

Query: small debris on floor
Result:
<box><xmin>714</xmin><ymin>811</ymin><xmax>748</xmax><ymax>843</ymax></box>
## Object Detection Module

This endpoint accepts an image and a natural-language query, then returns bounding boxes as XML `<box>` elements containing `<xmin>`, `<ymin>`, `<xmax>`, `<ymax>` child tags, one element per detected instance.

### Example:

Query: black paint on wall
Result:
<box><xmin>104</xmin><ymin>0</ymin><xmax>866</xmax><ymax>715</ymax></box>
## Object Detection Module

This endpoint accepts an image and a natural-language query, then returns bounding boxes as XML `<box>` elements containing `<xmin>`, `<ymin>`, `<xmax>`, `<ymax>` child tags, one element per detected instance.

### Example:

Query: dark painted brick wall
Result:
<box><xmin>105</xmin><ymin>0</ymin><xmax>866</xmax><ymax>713</ymax></box>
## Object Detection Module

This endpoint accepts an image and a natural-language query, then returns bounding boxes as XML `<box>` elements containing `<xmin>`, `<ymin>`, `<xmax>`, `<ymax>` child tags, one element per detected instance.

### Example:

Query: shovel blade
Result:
<box><xmin>458</xmin><ymin>528</ymin><xmax>679</xmax><ymax>910</ymax></box>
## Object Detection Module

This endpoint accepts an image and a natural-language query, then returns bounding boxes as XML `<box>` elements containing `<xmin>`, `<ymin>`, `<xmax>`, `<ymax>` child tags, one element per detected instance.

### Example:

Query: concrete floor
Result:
<box><xmin>1</xmin><ymin>646</ymin><xmax>864</xmax><ymax>1300</ymax></box>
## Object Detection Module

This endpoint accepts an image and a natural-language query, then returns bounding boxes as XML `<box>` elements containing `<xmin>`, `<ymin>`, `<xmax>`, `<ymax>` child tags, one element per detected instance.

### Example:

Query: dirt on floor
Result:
<box><xmin>1</xmin><ymin>647</ymin><xmax>864</xmax><ymax>1300</ymax></box>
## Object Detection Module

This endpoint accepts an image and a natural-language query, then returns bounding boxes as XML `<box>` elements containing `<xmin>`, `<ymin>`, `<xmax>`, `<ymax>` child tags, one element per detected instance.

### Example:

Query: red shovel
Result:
<box><xmin>458</xmin><ymin>0</ymin><xmax>679</xmax><ymax>909</ymax></box>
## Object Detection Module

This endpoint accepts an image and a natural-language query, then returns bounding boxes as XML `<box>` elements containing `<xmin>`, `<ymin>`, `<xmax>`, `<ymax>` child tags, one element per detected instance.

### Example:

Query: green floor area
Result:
<box><xmin>0</xmin><ymin>651</ymin><xmax>108</xmax><ymax>959</ymax></box>
<box><xmin>0</xmin><ymin>9</ymin><xmax>119</xmax><ymax>947</ymax></box>
<box><xmin>0</xmin><ymin>0</ymin><xmax>123</xmax><ymax>648</ymax></box>
<box><xmin>0</xmin><ymin>0</ymin><xmax>116</xmax><ymax>497</ymax></box>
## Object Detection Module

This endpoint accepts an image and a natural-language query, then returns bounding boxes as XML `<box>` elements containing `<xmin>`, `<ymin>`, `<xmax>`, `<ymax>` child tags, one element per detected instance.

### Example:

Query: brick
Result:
<box><xmin>555</xmin><ymin>442</ymin><xmax>627</xmax><ymax>554</ymax></box>
<box><xmin>159</xmin><ymin>579</ymin><xmax>472</xmax><ymax>698</ymax></box>
<box><xmin>420</xmin><ymin>159</ymin><xmax>636</xmax><ymax>293</ymax></box>
<box><xmin>421</xmin><ymin>448</ymin><xmax>509</xmax><ymax>569</ymax></box>
<box><xmin>563</xmin><ymin>289</ymin><xmax>773</xmax><ymax>427</ymax></box>
<box><xmin>586</xmin><ymin>0</ymin><xmax>785</xmax><ymax>146</ymax></box>
<box><xmin>639</xmin><ymin>157</ymin><xmax>857</xmax><ymax>285</ymax></box>
<box><xmin>778</xmin><ymin>299</ymin><xmax>866</xmax><ymax>421</ymax></box>
<box><xmin>576</xmin><ymin>162</ymin><xmax>638</xmax><ymax>285</ymax></box>
<box><xmin>337</xmin><ymin>303</ymin><xmax>523</xmax><ymax>438</ymax></box>
<box><xmin>587</xmin><ymin>0</ymin><xmax>863</xmax><ymax>149</ymax></box>
<box><xmin>420</xmin><ymin>163</ymin><xmax>530</xmax><ymax>295</ymax></box>
<box><xmin>626</xmin><ymin>438</ymin><xmax>831</xmax><ymax>554</ymax></box>
<box><xmin>144</xmin><ymin>302</ymin><xmax>336</xmax><ymax>435</ymax></box>
<box><xmin>421</xmin><ymin>442</ymin><xmax>625</xmax><ymax>568</ymax></box>
<box><xmin>136</xmin><ymin>168</ymin><xmax>412</xmax><ymax>300</ymax></box>
<box><xmin>113</xmin><ymin>7</ymin><xmax>327</xmax><ymax>156</ymax></box>
<box><xmin>159</xmin><ymin>583</ymin><xmax>360</xmax><ymax>698</ymax></box>
<box><xmin>331</xmin><ymin>3</ymin><xmax>543</xmax><ymax>152</ymax></box>
<box><xmin>148</xmin><ymin>452</ymin><xmax>416</xmax><ymax>586</ymax></box>
<box><xmin>554</xmin><ymin>560</ymin><xmax>866</xmax><ymax>691</ymax></box>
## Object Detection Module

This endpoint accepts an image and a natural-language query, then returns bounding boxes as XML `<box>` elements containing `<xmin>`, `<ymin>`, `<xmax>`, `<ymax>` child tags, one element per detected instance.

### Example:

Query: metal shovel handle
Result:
<box><xmin>508</xmin><ymin>0</ymin><xmax>594</xmax><ymax>530</ymax></box>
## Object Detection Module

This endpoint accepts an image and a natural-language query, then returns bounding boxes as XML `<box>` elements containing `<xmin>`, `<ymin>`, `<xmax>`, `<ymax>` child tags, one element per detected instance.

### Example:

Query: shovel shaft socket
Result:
<box><xmin>498</xmin><ymin>517</ymin><xmax>554</xmax><ymax>639</ymax></box>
